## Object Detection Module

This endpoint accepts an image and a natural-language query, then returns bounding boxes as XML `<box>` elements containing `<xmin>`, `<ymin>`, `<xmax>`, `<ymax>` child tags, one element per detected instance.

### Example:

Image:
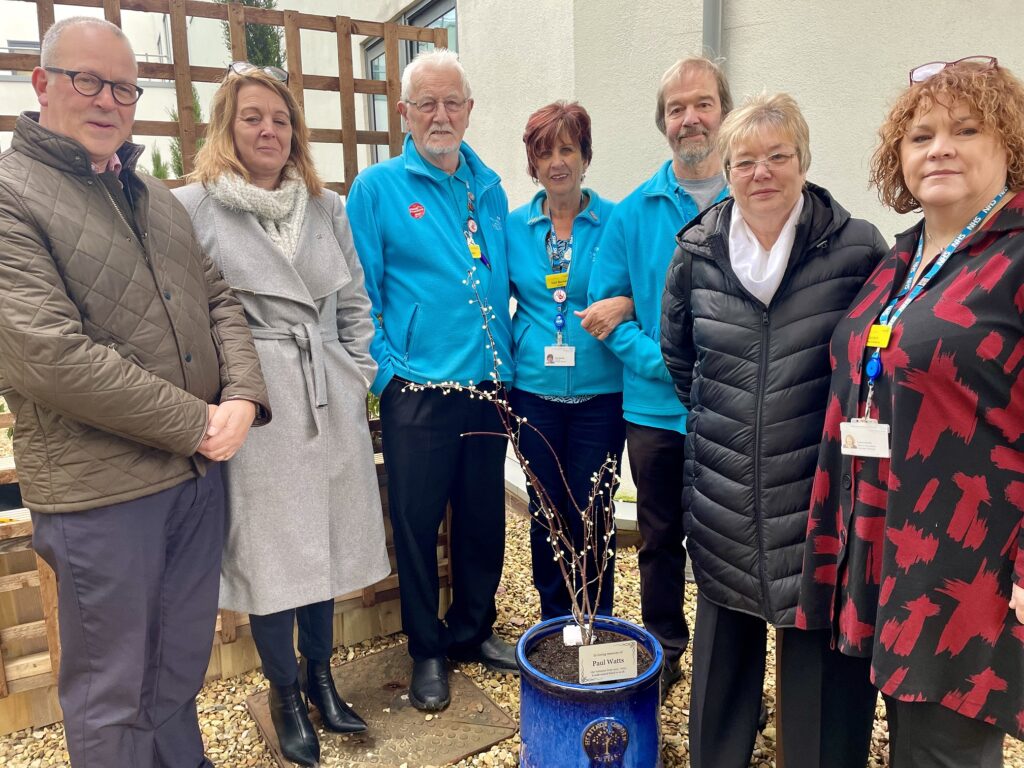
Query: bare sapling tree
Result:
<box><xmin>399</xmin><ymin>267</ymin><xmax>617</xmax><ymax>645</ymax></box>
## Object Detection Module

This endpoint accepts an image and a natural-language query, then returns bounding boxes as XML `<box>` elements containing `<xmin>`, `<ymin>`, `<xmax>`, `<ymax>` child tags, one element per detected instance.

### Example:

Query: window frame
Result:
<box><xmin>362</xmin><ymin>0</ymin><xmax>457</xmax><ymax>163</ymax></box>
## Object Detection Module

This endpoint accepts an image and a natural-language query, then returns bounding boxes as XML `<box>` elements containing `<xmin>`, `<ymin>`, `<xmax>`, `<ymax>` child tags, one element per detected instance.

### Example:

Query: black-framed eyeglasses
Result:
<box><xmin>44</xmin><ymin>67</ymin><xmax>143</xmax><ymax>105</ymax></box>
<box><xmin>909</xmin><ymin>56</ymin><xmax>998</xmax><ymax>84</ymax></box>
<box><xmin>227</xmin><ymin>61</ymin><xmax>289</xmax><ymax>83</ymax></box>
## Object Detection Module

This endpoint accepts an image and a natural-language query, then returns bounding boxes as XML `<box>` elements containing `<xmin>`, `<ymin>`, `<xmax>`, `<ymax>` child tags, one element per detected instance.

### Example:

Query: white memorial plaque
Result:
<box><xmin>578</xmin><ymin>640</ymin><xmax>638</xmax><ymax>684</ymax></box>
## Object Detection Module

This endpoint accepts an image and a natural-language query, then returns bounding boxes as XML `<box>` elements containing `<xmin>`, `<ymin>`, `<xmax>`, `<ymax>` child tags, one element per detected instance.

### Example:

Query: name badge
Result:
<box><xmin>866</xmin><ymin>324</ymin><xmax>892</xmax><ymax>349</ymax></box>
<box><xmin>544</xmin><ymin>345</ymin><xmax>576</xmax><ymax>367</ymax></box>
<box><xmin>840</xmin><ymin>419</ymin><xmax>891</xmax><ymax>458</ymax></box>
<box><xmin>469</xmin><ymin>243</ymin><xmax>482</xmax><ymax>260</ymax></box>
<box><xmin>545</xmin><ymin>272</ymin><xmax>569</xmax><ymax>290</ymax></box>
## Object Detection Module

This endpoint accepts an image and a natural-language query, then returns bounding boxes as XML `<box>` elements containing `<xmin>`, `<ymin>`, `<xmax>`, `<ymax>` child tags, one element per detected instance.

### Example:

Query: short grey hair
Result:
<box><xmin>718</xmin><ymin>91</ymin><xmax>812</xmax><ymax>174</ymax></box>
<box><xmin>655</xmin><ymin>55</ymin><xmax>733</xmax><ymax>135</ymax></box>
<box><xmin>400</xmin><ymin>48</ymin><xmax>472</xmax><ymax>102</ymax></box>
<box><xmin>40</xmin><ymin>16</ymin><xmax>132</xmax><ymax>68</ymax></box>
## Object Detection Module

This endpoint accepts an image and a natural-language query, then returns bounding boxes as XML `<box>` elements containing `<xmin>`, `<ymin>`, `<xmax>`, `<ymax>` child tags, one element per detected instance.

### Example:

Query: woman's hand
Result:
<box><xmin>575</xmin><ymin>296</ymin><xmax>635</xmax><ymax>340</ymax></box>
<box><xmin>1010</xmin><ymin>583</ymin><xmax>1024</xmax><ymax>624</ymax></box>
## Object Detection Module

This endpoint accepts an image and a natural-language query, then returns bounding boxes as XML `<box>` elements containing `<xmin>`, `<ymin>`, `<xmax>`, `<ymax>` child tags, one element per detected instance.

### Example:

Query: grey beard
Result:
<box><xmin>424</xmin><ymin>137</ymin><xmax>458</xmax><ymax>156</ymax></box>
<box><xmin>675</xmin><ymin>139</ymin><xmax>713</xmax><ymax>167</ymax></box>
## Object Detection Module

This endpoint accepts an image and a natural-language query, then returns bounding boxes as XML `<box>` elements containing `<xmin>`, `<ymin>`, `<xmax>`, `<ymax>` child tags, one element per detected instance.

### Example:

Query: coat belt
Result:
<box><xmin>251</xmin><ymin>323</ymin><xmax>337</xmax><ymax>433</ymax></box>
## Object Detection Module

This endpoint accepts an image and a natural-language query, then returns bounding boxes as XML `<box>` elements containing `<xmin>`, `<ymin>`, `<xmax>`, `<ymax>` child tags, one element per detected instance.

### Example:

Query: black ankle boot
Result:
<box><xmin>268</xmin><ymin>681</ymin><xmax>320</xmax><ymax>766</ymax></box>
<box><xmin>300</xmin><ymin>657</ymin><xmax>368</xmax><ymax>733</ymax></box>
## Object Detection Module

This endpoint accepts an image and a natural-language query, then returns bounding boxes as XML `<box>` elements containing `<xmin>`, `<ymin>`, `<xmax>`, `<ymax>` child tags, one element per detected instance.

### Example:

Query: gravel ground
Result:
<box><xmin>2</xmin><ymin>512</ymin><xmax>1022</xmax><ymax>767</ymax></box>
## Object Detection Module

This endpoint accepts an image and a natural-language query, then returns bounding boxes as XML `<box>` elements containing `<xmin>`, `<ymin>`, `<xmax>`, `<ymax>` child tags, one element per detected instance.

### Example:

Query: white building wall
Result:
<box><xmin>3</xmin><ymin>0</ymin><xmax>1023</xmax><ymax>239</ymax></box>
<box><xmin>571</xmin><ymin>0</ymin><xmax>704</xmax><ymax>207</ymax></box>
<box><xmin>455</xmin><ymin>0</ymin><xmax>575</xmax><ymax>208</ymax></box>
<box><xmin>719</xmin><ymin>0</ymin><xmax>1024</xmax><ymax>239</ymax></box>
<box><xmin>450</xmin><ymin>0</ymin><xmax>1024</xmax><ymax>236</ymax></box>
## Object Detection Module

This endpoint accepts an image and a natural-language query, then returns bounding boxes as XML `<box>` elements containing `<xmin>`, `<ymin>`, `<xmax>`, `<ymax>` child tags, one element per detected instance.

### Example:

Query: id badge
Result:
<box><xmin>545</xmin><ymin>273</ymin><xmax>569</xmax><ymax>289</ymax></box>
<box><xmin>840</xmin><ymin>419</ymin><xmax>891</xmax><ymax>458</ymax></box>
<box><xmin>866</xmin><ymin>324</ymin><xmax>892</xmax><ymax>349</ymax></box>
<box><xmin>544</xmin><ymin>345</ymin><xmax>576</xmax><ymax>367</ymax></box>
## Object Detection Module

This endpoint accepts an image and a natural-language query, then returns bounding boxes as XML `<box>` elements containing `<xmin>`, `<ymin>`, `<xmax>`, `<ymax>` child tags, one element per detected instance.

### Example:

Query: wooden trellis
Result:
<box><xmin>0</xmin><ymin>0</ymin><xmax>449</xmax><ymax>192</ymax></box>
<box><xmin>0</xmin><ymin>0</ymin><xmax>453</xmax><ymax>735</ymax></box>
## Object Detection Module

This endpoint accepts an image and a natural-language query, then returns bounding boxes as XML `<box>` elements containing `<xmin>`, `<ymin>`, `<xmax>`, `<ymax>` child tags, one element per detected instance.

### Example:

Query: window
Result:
<box><xmin>5</xmin><ymin>40</ymin><xmax>40</xmax><ymax>77</ymax></box>
<box><xmin>406</xmin><ymin>0</ymin><xmax>457</xmax><ymax>59</ymax></box>
<box><xmin>363</xmin><ymin>0</ymin><xmax>457</xmax><ymax>163</ymax></box>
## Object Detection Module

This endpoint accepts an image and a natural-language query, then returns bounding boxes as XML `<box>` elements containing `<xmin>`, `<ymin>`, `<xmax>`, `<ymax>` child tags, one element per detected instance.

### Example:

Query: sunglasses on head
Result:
<box><xmin>226</xmin><ymin>61</ymin><xmax>289</xmax><ymax>83</ymax></box>
<box><xmin>909</xmin><ymin>56</ymin><xmax>997</xmax><ymax>84</ymax></box>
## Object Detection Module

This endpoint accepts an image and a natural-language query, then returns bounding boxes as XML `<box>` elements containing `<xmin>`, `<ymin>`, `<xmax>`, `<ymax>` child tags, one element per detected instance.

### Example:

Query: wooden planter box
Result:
<box><xmin>0</xmin><ymin>414</ymin><xmax>453</xmax><ymax>735</ymax></box>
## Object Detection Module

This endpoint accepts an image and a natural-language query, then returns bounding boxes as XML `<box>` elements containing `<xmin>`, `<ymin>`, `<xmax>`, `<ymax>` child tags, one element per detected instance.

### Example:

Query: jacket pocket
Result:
<box><xmin>513</xmin><ymin>320</ymin><xmax>532</xmax><ymax>362</ymax></box>
<box><xmin>403</xmin><ymin>304</ymin><xmax>420</xmax><ymax>362</ymax></box>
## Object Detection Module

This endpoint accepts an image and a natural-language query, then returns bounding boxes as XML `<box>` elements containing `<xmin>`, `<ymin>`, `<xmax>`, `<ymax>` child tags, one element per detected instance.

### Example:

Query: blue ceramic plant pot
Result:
<box><xmin>516</xmin><ymin>615</ymin><xmax>664</xmax><ymax>768</ymax></box>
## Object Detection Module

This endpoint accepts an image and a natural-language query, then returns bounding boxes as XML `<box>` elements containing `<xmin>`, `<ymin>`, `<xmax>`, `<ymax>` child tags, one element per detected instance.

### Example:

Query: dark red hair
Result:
<box><xmin>522</xmin><ymin>101</ymin><xmax>593</xmax><ymax>180</ymax></box>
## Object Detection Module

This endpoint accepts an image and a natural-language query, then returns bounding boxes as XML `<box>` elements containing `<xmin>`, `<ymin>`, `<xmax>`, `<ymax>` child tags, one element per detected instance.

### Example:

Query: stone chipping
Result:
<box><xmin>1</xmin><ymin>512</ymin><xmax>1022</xmax><ymax>767</ymax></box>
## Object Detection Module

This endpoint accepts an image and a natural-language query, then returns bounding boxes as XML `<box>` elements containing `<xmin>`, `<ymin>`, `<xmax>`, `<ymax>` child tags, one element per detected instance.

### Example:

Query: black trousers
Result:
<box><xmin>31</xmin><ymin>466</ymin><xmax>225</xmax><ymax>768</ymax></box>
<box><xmin>510</xmin><ymin>389</ymin><xmax>626</xmax><ymax>621</ymax></box>
<box><xmin>689</xmin><ymin>593</ymin><xmax>877</xmax><ymax>768</ymax></box>
<box><xmin>249</xmin><ymin>598</ymin><xmax>335</xmax><ymax>686</ymax></box>
<box><xmin>380</xmin><ymin>378</ymin><xmax>508</xmax><ymax>660</ymax></box>
<box><xmin>625</xmin><ymin>422</ymin><xmax>689</xmax><ymax>666</ymax></box>
<box><xmin>885</xmin><ymin>695</ymin><xmax>1005</xmax><ymax>768</ymax></box>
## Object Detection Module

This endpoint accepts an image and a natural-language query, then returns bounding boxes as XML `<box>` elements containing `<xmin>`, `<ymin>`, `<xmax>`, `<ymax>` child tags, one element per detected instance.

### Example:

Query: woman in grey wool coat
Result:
<box><xmin>174</xmin><ymin>62</ymin><xmax>390</xmax><ymax>767</ymax></box>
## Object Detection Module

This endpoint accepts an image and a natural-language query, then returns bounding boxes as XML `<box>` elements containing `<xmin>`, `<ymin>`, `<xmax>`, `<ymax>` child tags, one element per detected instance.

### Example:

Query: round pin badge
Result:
<box><xmin>467</xmin><ymin>218</ymin><xmax>478</xmax><ymax>233</ymax></box>
<box><xmin>553</xmin><ymin>289</ymin><xmax>568</xmax><ymax>303</ymax></box>
<box><xmin>408</xmin><ymin>202</ymin><xmax>426</xmax><ymax>219</ymax></box>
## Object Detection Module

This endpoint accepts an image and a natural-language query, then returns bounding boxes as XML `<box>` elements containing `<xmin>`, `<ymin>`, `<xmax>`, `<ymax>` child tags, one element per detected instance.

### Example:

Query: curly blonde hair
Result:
<box><xmin>189</xmin><ymin>68</ymin><xmax>322</xmax><ymax>196</ymax></box>
<box><xmin>870</xmin><ymin>62</ymin><xmax>1024</xmax><ymax>213</ymax></box>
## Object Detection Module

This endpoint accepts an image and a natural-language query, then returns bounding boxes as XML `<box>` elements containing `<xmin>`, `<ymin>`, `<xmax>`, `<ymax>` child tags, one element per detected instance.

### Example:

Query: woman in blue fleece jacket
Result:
<box><xmin>507</xmin><ymin>101</ymin><xmax>631</xmax><ymax>620</ymax></box>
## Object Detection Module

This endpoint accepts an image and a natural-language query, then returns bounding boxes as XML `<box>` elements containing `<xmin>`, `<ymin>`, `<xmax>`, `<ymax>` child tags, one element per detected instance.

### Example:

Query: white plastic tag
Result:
<box><xmin>544</xmin><ymin>345</ymin><xmax>576</xmax><ymax>367</ymax></box>
<box><xmin>840</xmin><ymin>419</ymin><xmax>891</xmax><ymax>458</ymax></box>
<box><xmin>562</xmin><ymin>624</ymin><xmax>583</xmax><ymax>646</ymax></box>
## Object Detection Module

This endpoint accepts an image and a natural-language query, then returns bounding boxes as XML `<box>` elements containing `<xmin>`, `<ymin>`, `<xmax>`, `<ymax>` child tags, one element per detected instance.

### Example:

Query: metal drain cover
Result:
<box><xmin>247</xmin><ymin>643</ymin><xmax>518</xmax><ymax>766</ymax></box>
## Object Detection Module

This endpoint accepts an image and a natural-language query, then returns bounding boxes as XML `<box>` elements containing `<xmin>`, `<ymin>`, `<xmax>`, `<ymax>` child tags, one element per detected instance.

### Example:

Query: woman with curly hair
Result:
<box><xmin>798</xmin><ymin>57</ymin><xmax>1024</xmax><ymax>767</ymax></box>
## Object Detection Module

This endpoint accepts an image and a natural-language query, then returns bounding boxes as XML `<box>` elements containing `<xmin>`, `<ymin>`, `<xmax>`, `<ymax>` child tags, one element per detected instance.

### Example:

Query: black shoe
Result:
<box><xmin>409</xmin><ymin>657</ymin><xmax>450</xmax><ymax>712</ymax></box>
<box><xmin>300</xmin><ymin>657</ymin><xmax>368</xmax><ymax>734</ymax></box>
<box><xmin>268</xmin><ymin>681</ymin><xmax>320</xmax><ymax>767</ymax></box>
<box><xmin>660</xmin><ymin>661</ymin><xmax>682</xmax><ymax>703</ymax></box>
<box><xmin>448</xmin><ymin>634</ymin><xmax>520</xmax><ymax>674</ymax></box>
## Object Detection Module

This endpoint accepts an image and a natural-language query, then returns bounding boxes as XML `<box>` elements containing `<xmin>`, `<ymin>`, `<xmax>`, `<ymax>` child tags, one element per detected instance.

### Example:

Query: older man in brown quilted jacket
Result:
<box><xmin>0</xmin><ymin>17</ymin><xmax>270</xmax><ymax>768</ymax></box>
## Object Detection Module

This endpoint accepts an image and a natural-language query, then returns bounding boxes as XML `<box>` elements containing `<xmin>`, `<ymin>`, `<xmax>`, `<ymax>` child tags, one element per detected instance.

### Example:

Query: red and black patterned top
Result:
<box><xmin>797</xmin><ymin>191</ymin><xmax>1024</xmax><ymax>738</ymax></box>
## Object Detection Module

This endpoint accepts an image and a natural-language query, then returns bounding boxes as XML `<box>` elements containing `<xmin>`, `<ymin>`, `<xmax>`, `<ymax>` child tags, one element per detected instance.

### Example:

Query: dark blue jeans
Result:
<box><xmin>509</xmin><ymin>389</ymin><xmax>626</xmax><ymax>621</ymax></box>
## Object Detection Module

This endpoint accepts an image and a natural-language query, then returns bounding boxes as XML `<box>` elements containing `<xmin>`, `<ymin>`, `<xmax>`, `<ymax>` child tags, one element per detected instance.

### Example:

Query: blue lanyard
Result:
<box><xmin>864</xmin><ymin>185</ymin><xmax>1007</xmax><ymax>386</ymax></box>
<box><xmin>547</xmin><ymin>228</ymin><xmax>573</xmax><ymax>337</ymax></box>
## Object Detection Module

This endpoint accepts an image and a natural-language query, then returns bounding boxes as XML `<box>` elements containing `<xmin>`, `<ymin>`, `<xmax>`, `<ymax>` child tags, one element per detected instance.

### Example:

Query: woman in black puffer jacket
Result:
<box><xmin>660</xmin><ymin>92</ymin><xmax>887</xmax><ymax>768</ymax></box>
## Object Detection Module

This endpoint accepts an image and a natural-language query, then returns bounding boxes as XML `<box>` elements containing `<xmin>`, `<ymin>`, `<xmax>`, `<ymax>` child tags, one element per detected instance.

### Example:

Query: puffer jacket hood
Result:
<box><xmin>661</xmin><ymin>182</ymin><xmax>887</xmax><ymax>625</ymax></box>
<box><xmin>0</xmin><ymin>113</ymin><xmax>270</xmax><ymax>512</ymax></box>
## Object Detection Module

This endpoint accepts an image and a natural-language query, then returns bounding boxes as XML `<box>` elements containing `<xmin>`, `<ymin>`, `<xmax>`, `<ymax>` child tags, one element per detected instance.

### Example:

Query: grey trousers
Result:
<box><xmin>32</xmin><ymin>465</ymin><xmax>225</xmax><ymax>768</ymax></box>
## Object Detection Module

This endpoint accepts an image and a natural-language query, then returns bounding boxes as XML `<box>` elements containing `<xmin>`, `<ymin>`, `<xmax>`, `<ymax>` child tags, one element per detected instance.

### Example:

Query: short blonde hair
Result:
<box><xmin>718</xmin><ymin>91</ymin><xmax>811</xmax><ymax>175</ymax></box>
<box><xmin>870</xmin><ymin>62</ymin><xmax>1024</xmax><ymax>213</ymax></box>
<box><xmin>189</xmin><ymin>69</ymin><xmax>322</xmax><ymax>196</ymax></box>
